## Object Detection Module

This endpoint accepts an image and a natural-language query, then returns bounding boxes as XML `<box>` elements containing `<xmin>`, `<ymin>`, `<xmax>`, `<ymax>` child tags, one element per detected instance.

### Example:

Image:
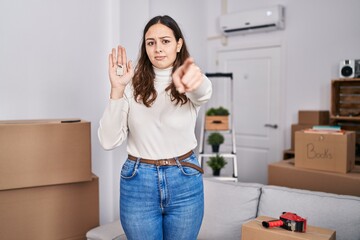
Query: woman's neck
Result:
<box><xmin>153</xmin><ymin>66</ymin><xmax>173</xmax><ymax>83</ymax></box>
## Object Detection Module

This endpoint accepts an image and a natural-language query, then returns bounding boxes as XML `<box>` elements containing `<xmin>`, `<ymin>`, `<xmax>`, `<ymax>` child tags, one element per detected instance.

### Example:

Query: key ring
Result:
<box><xmin>116</xmin><ymin>64</ymin><xmax>124</xmax><ymax>76</ymax></box>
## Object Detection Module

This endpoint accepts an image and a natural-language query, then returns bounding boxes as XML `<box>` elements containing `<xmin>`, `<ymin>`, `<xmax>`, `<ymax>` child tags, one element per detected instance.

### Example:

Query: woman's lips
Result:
<box><xmin>155</xmin><ymin>56</ymin><xmax>165</xmax><ymax>61</ymax></box>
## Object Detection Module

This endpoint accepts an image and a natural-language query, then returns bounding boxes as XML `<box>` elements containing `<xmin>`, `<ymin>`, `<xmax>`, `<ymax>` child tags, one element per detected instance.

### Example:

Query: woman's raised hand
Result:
<box><xmin>172</xmin><ymin>58</ymin><xmax>203</xmax><ymax>93</ymax></box>
<box><xmin>108</xmin><ymin>45</ymin><xmax>134</xmax><ymax>89</ymax></box>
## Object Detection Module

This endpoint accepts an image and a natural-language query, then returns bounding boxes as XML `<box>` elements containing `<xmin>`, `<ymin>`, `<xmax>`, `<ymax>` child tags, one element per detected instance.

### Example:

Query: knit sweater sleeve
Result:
<box><xmin>97</xmin><ymin>96</ymin><xmax>129</xmax><ymax>150</ymax></box>
<box><xmin>186</xmin><ymin>74</ymin><xmax>212</xmax><ymax>106</ymax></box>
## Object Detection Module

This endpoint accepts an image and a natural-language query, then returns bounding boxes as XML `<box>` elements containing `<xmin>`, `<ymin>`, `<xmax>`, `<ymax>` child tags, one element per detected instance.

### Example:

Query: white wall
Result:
<box><xmin>1</xmin><ymin>0</ymin><xmax>360</xmax><ymax>225</ymax></box>
<box><xmin>0</xmin><ymin>0</ymin><xmax>116</xmax><ymax>224</ymax></box>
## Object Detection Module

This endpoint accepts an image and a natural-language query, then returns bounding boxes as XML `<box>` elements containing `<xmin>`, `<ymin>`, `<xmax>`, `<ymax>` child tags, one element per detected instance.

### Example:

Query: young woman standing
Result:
<box><xmin>98</xmin><ymin>15</ymin><xmax>212</xmax><ymax>240</ymax></box>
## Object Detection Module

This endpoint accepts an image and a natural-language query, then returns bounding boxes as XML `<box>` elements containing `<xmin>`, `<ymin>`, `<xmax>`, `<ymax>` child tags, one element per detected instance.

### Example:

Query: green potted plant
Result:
<box><xmin>205</xmin><ymin>106</ymin><xmax>230</xmax><ymax>130</ymax></box>
<box><xmin>206</xmin><ymin>106</ymin><xmax>230</xmax><ymax>116</ymax></box>
<box><xmin>207</xmin><ymin>132</ymin><xmax>224</xmax><ymax>152</ymax></box>
<box><xmin>207</xmin><ymin>154</ymin><xmax>227</xmax><ymax>176</ymax></box>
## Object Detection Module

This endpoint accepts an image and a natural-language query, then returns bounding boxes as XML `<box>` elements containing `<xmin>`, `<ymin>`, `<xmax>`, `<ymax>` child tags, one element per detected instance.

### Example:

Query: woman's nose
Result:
<box><xmin>155</xmin><ymin>44</ymin><xmax>162</xmax><ymax>53</ymax></box>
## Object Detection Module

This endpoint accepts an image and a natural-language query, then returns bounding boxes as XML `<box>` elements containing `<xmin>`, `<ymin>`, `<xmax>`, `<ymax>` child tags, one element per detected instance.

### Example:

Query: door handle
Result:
<box><xmin>264</xmin><ymin>124</ymin><xmax>278</xmax><ymax>129</ymax></box>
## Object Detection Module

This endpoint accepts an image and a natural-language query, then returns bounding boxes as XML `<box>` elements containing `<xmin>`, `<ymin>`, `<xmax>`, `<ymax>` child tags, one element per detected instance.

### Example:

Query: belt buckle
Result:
<box><xmin>158</xmin><ymin>159</ymin><xmax>170</xmax><ymax>166</ymax></box>
<box><xmin>156</xmin><ymin>159</ymin><xmax>167</xmax><ymax>166</ymax></box>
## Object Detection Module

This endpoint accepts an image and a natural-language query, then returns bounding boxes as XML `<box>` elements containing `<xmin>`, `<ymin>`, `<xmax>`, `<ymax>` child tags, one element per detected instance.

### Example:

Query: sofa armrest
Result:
<box><xmin>86</xmin><ymin>220</ymin><xmax>126</xmax><ymax>240</ymax></box>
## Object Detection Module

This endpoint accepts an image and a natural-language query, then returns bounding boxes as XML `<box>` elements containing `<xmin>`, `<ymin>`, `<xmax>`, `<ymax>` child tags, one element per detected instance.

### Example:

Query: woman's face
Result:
<box><xmin>145</xmin><ymin>23</ymin><xmax>183</xmax><ymax>69</ymax></box>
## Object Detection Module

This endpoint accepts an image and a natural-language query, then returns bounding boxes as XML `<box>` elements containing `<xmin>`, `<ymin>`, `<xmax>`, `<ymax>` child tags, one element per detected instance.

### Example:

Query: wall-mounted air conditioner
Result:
<box><xmin>219</xmin><ymin>5</ymin><xmax>285</xmax><ymax>35</ymax></box>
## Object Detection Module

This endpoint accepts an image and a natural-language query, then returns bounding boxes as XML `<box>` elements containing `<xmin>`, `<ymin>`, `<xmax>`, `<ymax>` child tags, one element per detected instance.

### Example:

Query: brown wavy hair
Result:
<box><xmin>132</xmin><ymin>15</ymin><xmax>190</xmax><ymax>107</ymax></box>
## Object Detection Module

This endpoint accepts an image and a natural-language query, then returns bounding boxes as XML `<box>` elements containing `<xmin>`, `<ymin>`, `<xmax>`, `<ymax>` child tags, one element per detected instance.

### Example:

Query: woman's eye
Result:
<box><xmin>147</xmin><ymin>42</ymin><xmax>154</xmax><ymax>46</ymax></box>
<box><xmin>162</xmin><ymin>39</ymin><xmax>170</xmax><ymax>44</ymax></box>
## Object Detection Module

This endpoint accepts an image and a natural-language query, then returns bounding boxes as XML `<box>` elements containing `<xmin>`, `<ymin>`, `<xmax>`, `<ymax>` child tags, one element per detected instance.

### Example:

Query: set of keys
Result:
<box><xmin>116</xmin><ymin>64</ymin><xmax>124</xmax><ymax>76</ymax></box>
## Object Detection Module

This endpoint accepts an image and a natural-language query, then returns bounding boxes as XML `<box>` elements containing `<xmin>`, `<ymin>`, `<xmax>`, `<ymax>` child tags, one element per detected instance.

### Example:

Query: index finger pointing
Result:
<box><xmin>181</xmin><ymin>58</ymin><xmax>195</xmax><ymax>72</ymax></box>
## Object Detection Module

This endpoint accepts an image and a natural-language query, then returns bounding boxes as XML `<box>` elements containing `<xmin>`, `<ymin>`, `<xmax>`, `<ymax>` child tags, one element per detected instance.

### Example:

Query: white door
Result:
<box><xmin>215</xmin><ymin>46</ymin><xmax>283</xmax><ymax>184</ymax></box>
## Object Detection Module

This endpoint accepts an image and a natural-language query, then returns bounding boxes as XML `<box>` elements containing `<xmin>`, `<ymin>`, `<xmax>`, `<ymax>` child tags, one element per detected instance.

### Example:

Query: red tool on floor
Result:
<box><xmin>262</xmin><ymin>212</ymin><xmax>307</xmax><ymax>232</ymax></box>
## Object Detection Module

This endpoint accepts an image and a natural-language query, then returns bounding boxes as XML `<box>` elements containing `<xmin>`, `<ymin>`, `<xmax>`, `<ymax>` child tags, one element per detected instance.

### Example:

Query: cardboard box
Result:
<box><xmin>0</xmin><ymin>174</ymin><xmax>99</xmax><ymax>240</ymax></box>
<box><xmin>0</xmin><ymin>119</ymin><xmax>92</xmax><ymax>190</ymax></box>
<box><xmin>283</xmin><ymin>149</ymin><xmax>295</xmax><ymax>160</ymax></box>
<box><xmin>205</xmin><ymin>116</ymin><xmax>229</xmax><ymax>130</ymax></box>
<box><xmin>295</xmin><ymin>130</ymin><xmax>355</xmax><ymax>173</ymax></box>
<box><xmin>268</xmin><ymin>159</ymin><xmax>360</xmax><ymax>197</ymax></box>
<box><xmin>241</xmin><ymin>216</ymin><xmax>335</xmax><ymax>240</ymax></box>
<box><xmin>298</xmin><ymin>110</ymin><xmax>330</xmax><ymax>125</ymax></box>
<box><xmin>291</xmin><ymin>124</ymin><xmax>313</xmax><ymax>150</ymax></box>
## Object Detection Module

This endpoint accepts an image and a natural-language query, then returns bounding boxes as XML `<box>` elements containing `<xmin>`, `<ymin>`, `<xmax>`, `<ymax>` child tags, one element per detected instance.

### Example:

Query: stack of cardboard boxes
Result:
<box><xmin>269</xmin><ymin>110</ymin><xmax>360</xmax><ymax>197</ymax></box>
<box><xmin>283</xmin><ymin>110</ymin><xmax>330</xmax><ymax>159</ymax></box>
<box><xmin>0</xmin><ymin>119</ymin><xmax>99</xmax><ymax>240</ymax></box>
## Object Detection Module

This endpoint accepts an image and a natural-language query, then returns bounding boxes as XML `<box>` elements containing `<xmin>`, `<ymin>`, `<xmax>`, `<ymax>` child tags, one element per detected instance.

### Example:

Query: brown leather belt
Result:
<box><xmin>127</xmin><ymin>150</ymin><xmax>204</xmax><ymax>174</ymax></box>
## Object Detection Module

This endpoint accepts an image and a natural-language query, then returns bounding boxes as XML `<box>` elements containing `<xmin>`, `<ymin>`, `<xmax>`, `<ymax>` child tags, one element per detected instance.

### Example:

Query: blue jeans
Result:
<box><xmin>120</xmin><ymin>153</ymin><xmax>204</xmax><ymax>240</ymax></box>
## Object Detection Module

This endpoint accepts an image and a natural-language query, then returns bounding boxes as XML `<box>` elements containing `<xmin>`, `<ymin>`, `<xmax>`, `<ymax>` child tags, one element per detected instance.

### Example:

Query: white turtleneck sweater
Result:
<box><xmin>98</xmin><ymin>67</ymin><xmax>212</xmax><ymax>159</ymax></box>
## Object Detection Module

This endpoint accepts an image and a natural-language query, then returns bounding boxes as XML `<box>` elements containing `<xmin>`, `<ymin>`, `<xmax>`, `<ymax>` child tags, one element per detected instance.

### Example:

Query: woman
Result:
<box><xmin>98</xmin><ymin>15</ymin><xmax>212</xmax><ymax>240</ymax></box>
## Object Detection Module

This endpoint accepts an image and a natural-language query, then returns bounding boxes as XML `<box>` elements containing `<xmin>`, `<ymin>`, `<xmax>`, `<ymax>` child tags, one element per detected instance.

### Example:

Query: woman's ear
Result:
<box><xmin>177</xmin><ymin>38</ymin><xmax>183</xmax><ymax>52</ymax></box>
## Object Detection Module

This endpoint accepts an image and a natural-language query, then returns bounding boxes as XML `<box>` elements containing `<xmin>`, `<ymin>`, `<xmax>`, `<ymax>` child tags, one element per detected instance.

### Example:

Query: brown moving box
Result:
<box><xmin>241</xmin><ymin>216</ymin><xmax>335</xmax><ymax>240</ymax></box>
<box><xmin>298</xmin><ymin>110</ymin><xmax>330</xmax><ymax>125</ymax></box>
<box><xmin>0</xmin><ymin>119</ymin><xmax>92</xmax><ymax>190</ymax></box>
<box><xmin>268</xmin><ymin>159</ymin><xmax>360</xmax><ymax>197</ymax></box>
<box><xmin>0</xmin><ymin>174</ymin><xmax>99</xmax><ymax>240</ymax></box>
<box><xmin>291</xmin><ymin>124</ymin><xmax>313</xmax><ymax>150</ymax></box>
<box><xmin>295</xmin><ymin>130</ymin><xmax>355</xmax><ymax>173</ymax></box>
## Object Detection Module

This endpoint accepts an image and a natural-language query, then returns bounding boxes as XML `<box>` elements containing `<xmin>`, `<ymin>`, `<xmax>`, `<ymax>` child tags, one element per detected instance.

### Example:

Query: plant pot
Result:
<box><xmin>212</xmin><ymin>145</ymin><xmax>220</xmax><ymax>153</ymax></box>
<box><xmin>213</xmin><ymin>169</ymin><xmax>221</xmax><ymax>176</ymax></box>
<box><xmin>205</xmin><ymin>116</ymin><xmax>229</xmax><ymax>130</ymax></box>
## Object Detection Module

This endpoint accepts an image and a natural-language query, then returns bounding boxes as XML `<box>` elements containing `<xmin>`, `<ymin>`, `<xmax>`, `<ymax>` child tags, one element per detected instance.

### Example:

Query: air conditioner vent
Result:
<box><xmin>220</xmin><ymin>5</ymin><xmax>285</xmax><ymax>35</ymax></box>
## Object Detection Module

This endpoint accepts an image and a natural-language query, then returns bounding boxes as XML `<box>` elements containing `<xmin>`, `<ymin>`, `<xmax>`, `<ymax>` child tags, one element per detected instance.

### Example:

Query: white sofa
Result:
<box><xmin>87</xmin><ymin>178</ymin><xmax>360</xmax><ymax>240</ymax></box>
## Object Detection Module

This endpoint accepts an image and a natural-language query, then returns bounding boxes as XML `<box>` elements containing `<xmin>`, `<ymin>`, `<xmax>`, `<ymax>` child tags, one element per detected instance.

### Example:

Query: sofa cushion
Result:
<box><xmin>198</xmin><ymin>178</ymin><xmax>263</xmax><ymax>240</ymax></box>
<box><xmin>258</xmin><ymin>185</ymin><xmax>360</xmax><ymax>240</ymax></box>
<box><xmin>86</xmin><ymin>220</ymin><xmax>126</xmax><ymax>240</ymax></box>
